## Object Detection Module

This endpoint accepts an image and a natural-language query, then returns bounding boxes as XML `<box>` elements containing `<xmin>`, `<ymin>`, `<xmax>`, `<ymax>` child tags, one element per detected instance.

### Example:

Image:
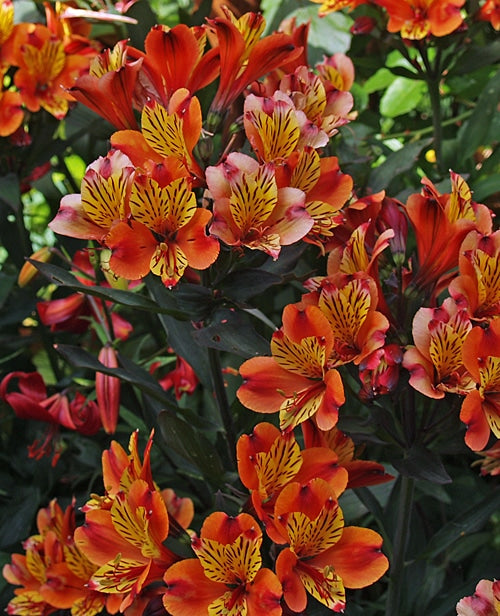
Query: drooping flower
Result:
<box><xmin>403</xmin><ymin>297</ymin><xmax>473</xmax><ymax>398</ymax></box>
<box><xmin>274</xmin><ymin>478</ymin><xmax>389</xmax><ymax>613</ymax></box>
<box><xmin>3</xmin><ymin>499</ymin><xmax>122</xmax><ymax>616</ymax></box>
<box><xmin>237</xmin><ymin>422</ymin><xmax>348</xmax><ymax>542</ymax></box>
<box><xmin>151</xmin><ymin>352</ymin><xmax>199</xmax><ymax>400</ymax></box>
<box><xmin>373</xmin><ymin>0</ymin><xmax>466</xmax><ymax>39</ymax></box>
<box><xmin>456</xmin><ymin>579</ymin><xmax>500</xmax><ymax>616</ymax></box>
<box><xmin>358</xmin><ymin>343</ymin><xmax>404</xmax><ymax>401</ymax></box>
<box><xmin>0</xmin><ymin>371</ymin><xmax>101</xmax><ymax>464</ymax></box>
<box><xmin>473</xmin><ymin>441</ymin><xmax>500</xmax><ymax>477</ymax></box>
<box><xmin>238</xmin><ymin>303</ymin><xmax>345</xmax><ymax>431</ymax></box>
<box><xmin>207</xmin><ymin>152</ymin><xmax>312</xmax><ymax>259</ymax></box>
<box><xmin>163</xmin><ymin>512</ymin><xmax>283</xmax><ymax>616</ymax></box>
<box><xmin>460</xmin><ymin>320</ymin><xmax>500</xmax><ymax>451</ymax></box>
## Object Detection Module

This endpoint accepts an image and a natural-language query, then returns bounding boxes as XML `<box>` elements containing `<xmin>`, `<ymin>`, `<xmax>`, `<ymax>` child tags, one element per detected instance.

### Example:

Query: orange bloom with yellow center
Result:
<box><xmin>310</xmin><ymin>0</ymin><xmax>367</xmax><ymax>17</ymax></box>
<box><xmin>3</xmin><ymin>499</ymin><xmax>122</xmax><ymax>616</ymax></box>
<box><xmin>237</xmin><ymin>422</ymin><xmax>348</xmax><ymax>542</ymax></box>
<box><xmin>403</xmin><ymin>297</ymin><xmax>473</xmax><ymax>398</ymax></box>
<box><xmin>373</xmin><ymin>0</ymin><xmax>466</xmax><ymax>39</ymax></box>
<box><xmin>449</xmin><ymin>230</ymin><xmax>500</xmax><ymax>322</ymax></box>
<box><xmin>274</xmin><ymin>478</ymin><xmax>389</xmax><ymax>612</ymax></box>
<box><xmin>304</xmin><ymin>271</ymin><xmax>390</xmax><ymax>367</ymax></box>
<box><xmin>238</xmin><ymin>303</ymin><xmax>345</xmax><ymax>431</ymax></box>
<box><xmin>206</xmin><ymin>152</ymin><xmax>312</xmax><ymax>260</ymax></box>
<box><xmin>106</xmin><ymin>173</ymin><xmax>219</xmax><ymax>287</ymax></box>
<box><xmin>163</xmin><ymin>512</ymin><xmax>283</xmax><ymax>616</ymax></box>
<box><xmin>75</xmin><ymin>432</ymin><xmax>189</xmax><ymax>612</ymax></box>
<box><xmin>8</xmin><ymin>23</ymin><xmax>90</xmax><ymax>119</ymax></box>
<box><xmin>460</xmin><ymin>321</ymin><xmax>500</xmax><ymax>451</ymax></box>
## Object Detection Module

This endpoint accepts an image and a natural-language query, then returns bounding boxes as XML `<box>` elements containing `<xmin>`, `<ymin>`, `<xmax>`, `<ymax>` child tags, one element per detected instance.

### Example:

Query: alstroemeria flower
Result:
<box><xmin>163</xmin><ymin>512</ymin><xmax>283</xmax><ymax>616</ymax></box>
<box><xmin>275</xmin><ymin>148</ymin><xmax>352</xmax><ymax>251</ymax></box>
<box><xmin>405</xmin><ymin>172</ymin><xmax>493</xmax><ymax>294</ymax></box>
<box><xmin>111</xmin><ymin>88</ymin><xmax>204</xmax><ymax>182</ymax></box>
<box><xmin>304</xmin><ymin>271</ymin><xmax>390</xmax><ymax>367</ymax></box>
<box><xmin>449</xmin><ymin>230</ymin><xmax>500</xmax><ymax>321</ymax></box>
<box><xmin>456</xmin><ymin>579</ymin><xmax>500</xmax><ymax>616</ymax></box>
<box><xmin>0</xmin><ymin>70</ymin><xmax>23</xmax><ymax>136</ymax></box>
<box><xmin>8</xmin><ymin>23</ymin><xmax>90</xmax><ymax>119</ymax></box>
<box><xmin>50</xmin><ymin>150</ymin><xmax>135</xmax><ymax>243</ymax></box>
<box><xmin>133</xmin><ymin>23</ymin><xmax>220</xmax><ymax>106</ymax></box>
<box><xmin>206</xmin><ymin>152</ymin><xmax>312</xmax><ymax>259</ymax></box>
<box><xmin>302</xmin><ymin>422</ymin><xmax>395</xmax><ymax>488</ymax></box>
<box><xmin>238</xmin><ymin>303</ymin><xmax>345</xmax><ymax>431</ymax></box>
<box><xmin>244</xmin><ymin>91</ymin><xmax>327</xmax><ymax>162</ymax></box>
<box><xmin>106</xmin><ymin>173</ymin><xmax>219</xmax><ymax>287</ymax></box>
<box><xmin>460</xmin><ymin>320</ymin><xmax>500</xmax><ymax>451</ymax></box>
<box><xmin>207</xmin><ymin>8</ymin><xmax>299</xmax><ymax>117</ymax></box>
<box><xmin>0</xmin><ymin>371</ymin><xmax>101</xmax><ymax>464</ymax></box>
<box><xmin>473</xmin><ymin>441</ymin><xmax>500</xmax><ymax>477</ymax></box>
<box><xmin>274</xmin><ymin>478</ymin><xmax>389</xmax><ymax>612</ymax></box>
<box><xmin>96</xmin><ymin>345</ymin><xmax>121</xmax><ymax>435</ymax></box>
<box><xmin>75</xmin><ymin>432</ymin><xmax>180</xmax><ymax>612</ymax></box>
<box><xmin>280</xmin><ymin>65</ymin><xmax>354</xmax><ymax>138</ymax></box>
<box><xmin>151</xmin><ymin>352</ymin><xmax>199</xmax><ymax>400</ymax></box>
<box><xmin>237</xmin><ymin>422</ymin><xmax>348</xmax><ymax>542</ymax></box>
<box><xmin>478</xmin><ymin>0</ymin><xmax>500</xmax><ymax>30</ymax></box>
<box><xmin>310</xmin><ymin>0</ymin><xmax>368</xmax><ymax>16</ymax></box>
<box><xmin>70</xmin><ymin>39</ymin><xmax>143</xmax><ymax>130</ymax></box>
<box><xmin>3</xmin><ymin>499</ymin><xmax>122</xmax><ymax>616</ymax></box>
<box><xmin>403</xmin><ymin>297</ymin><xmax>473</xmax><ymax>398</ymax></box>
<box><xmin>373</xmin><ymin>0</ymin><xmax>465</xmax><ymax>39</ymax></box>
<box><xmin>358</xmin><ymin>343</ymin><xmax>404</xmax><ymax>401</ymax></box>
<box><xmin>316</xmin><ymin>53</ymin><xmax>355</xmax><ymax>92</ymax></box>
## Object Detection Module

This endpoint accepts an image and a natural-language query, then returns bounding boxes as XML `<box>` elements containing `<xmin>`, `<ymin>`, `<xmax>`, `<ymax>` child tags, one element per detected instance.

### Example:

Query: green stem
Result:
<box><xmin>382</xmin><ymin>110</ymin><xmax>472</xmax><ymax>140</ymax></box>
<box><xmin>207</xmin><ymin>345</ymin><xmax>237</xmax><ymax>469</ymax></box>
<box><xmin>385</xmin><ymin>475</ymin><xmax>415</xmax><ymax>616</ymax></box>
<box><xmin>419</xmin><ymin>44</ymin><xmax>445</xmax><ymax>174</ymax></box>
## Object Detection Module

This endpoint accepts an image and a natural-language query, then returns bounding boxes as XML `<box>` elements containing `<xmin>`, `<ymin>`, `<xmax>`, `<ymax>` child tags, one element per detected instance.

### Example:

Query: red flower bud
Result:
<box><xmin>96</xmin><ymin>345</ymin><xmax>121</xmax><ymax>434</ymax></box>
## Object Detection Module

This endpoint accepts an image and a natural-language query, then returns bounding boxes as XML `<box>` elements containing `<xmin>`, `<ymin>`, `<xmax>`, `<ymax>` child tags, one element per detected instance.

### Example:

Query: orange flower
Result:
<box><xmin>238</xmin><ymin>303</ymin><xmax>345</xmax><ymax>431</ymax></box>
<box><xmin>106</xmin><ymin>173</ymin><xmax>219</xmax><ymax>287</ymax></box>
<box><xmin>274</xmin><ymin>478</ymin><xmax>388</xmax><ymax>612</ymax></box>
<box><xmin>206</xmin><ymin>152</ymin><xmax>312</xmax><ymax>259</ymax></box>
<box><xmin>207</xmin><ymin>8</ymin><xmax>299</xmax><ymax>117</ymax></box>
<box><xmin>477</xmin><ymin>0</ymin><xmax>500</xmax><ymax>30</ymax></box>
<box><xmin>405</xmin><ymin>172</ymin><xmax>492</xmax><ymax>293</ymax></box>
<box><xmin>70</xmin><ymin>39</ymin><xmax>143</xmax><ymax>130</ymax></box>
<box><xmin>304</xmin><ymin>271</ymin><xmax>390</xmax><ymax>367</ymax></box>
<box><xmin>449</xmin><ymin>230</ymin><xmax>500</xmax><ymax>322</ymax></box>
<box><xmin>75</xmin><ymin>432</ymin><xmax>181</xmax><ymax>612</ymax></box>
<box><xmin>237</xmin><ymin>422</ymin><xmax>348</xmax><ymax>542</ymax></box>
<box><xmin>310</xmin><ymin>0</ymin><xmax>368</xmax><ymax>17</ymax></box>
<box><xmin>403</xmin><ymin>297</ymin><xmax>473</xmax><ymax>398</ymax></box>
<box><xmin>460</xmin><ymin>320</ymin><xmax>500</xmax><ymax>451</ymax></box>
<box><xmin>373</xmin><ymin>0</ymin><xmax>466</xmax><ymax>39</ymax></box>
<box><xmin>8</xmin><ymin>23</ymin><xmax>90</xmax><ymax>118</ymax></box>
<box><xmin>111</xmin><ymin>88</ymin><xmax>205</xmax><ymax>182</ymax></box>
<box><xmin>301</xmin><ymin>422</ymin><xmax>395</xmax><ymax>488</ymax></box>
<box><xmin>3</xmin><ymin>499</ymin><xmax>122</xmax><ymax>616</ymax></box>
<box><xmin>456</xmin><ymin>579</ymin><xmax>500</xmax><ymax>616</ymax></box>
<box><xmin>163</xmin><ymin>512</ymin><xmax>283</xmax><ymax>616</ymax></box>
<box><xmin>135</xmin><ymin>23</ymin><xmax>220</xmax><ymax>105</ymax></box>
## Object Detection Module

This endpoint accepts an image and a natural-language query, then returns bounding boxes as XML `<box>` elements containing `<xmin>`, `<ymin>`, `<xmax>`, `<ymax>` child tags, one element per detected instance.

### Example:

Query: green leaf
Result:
<box><xmin>157</xmin><ymin>409</ymin><xmax>225</xmax><ymax>482</ymax></box>
<box><xmin>367</xmin><ymin>139</ymin><xmax>431</xmax><ymax>193</ymax></box>
<box><xmin>0</xmin><ymin>174</ymin><xmax>21</xmax><ymax>212</ymax></box>
<box><xmin>457</xmin><ymin>68</ymin><xmax>500</xmax><ymax>163</ymax></box>
<box><xmin>417</xmin><ymin>488</ymin><xmax>500</xmax><ymax>560</ymax></box>
<box><xmin>449</xmin><ymin>40</ymin><xmax>500</xmax><ymax>75</ymax></box>
<box><xmin>0</xmin><ymin>486</ymin><xmax>41</xmax><ymax>549</ymax></box>
<box><xmin>217</xmin><ymin>269</ymin><xmax>283</xmax><ymax>301</ymax></box>
<box><xmin>380</xmin><ymin>77</ymin><xmax>426</xmax><ymax>118</ymax></box>
<box><xmin>393</xmin><ymin>443</ymin><xmax>451</xmax><ymax>484</ymax></box>
<box><xmin>192</xmin><ymin>308</ymin><xmax>271</xmax><ymax>358</ymax></box>
<box><xmin>31</xmin><ymin>261</ymin><xmax>186</xmax><ymax>317</ymax></box>
<box><xmin>363</xmin><ymin>68</ymin><xmax>396</xmax><ymax>94</ymax></box>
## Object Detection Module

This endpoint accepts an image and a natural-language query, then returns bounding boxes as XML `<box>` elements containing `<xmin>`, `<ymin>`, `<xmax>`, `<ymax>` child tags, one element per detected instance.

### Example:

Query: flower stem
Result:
<box><xmin>385</xmin><ymin>474</ymin><xmax>415</xmax><ymax>616</ymax></box>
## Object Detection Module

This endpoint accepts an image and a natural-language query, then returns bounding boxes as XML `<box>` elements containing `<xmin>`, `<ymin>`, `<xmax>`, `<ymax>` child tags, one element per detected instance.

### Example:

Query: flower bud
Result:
<box><xmin>96</xmin><ymin>345</ymin><xmax>121</xmax><ymax>434</ymax></box>
<box><xmin>18</xmin><ymin>246</ymin><xmax>52</xmax><ymax>287</ymax></box>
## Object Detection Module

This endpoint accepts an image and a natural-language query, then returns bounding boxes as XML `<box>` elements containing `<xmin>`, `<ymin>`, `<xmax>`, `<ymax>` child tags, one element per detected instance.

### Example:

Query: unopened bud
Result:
<box><xmin>96</xmin><ymin>345</ymin><xmax>121</xmax><ymax>434</ymax></box>
<box><xmin>18</xmin><ymin>247</ymin><xmax>52</xmax><ymax>287</ymax></box>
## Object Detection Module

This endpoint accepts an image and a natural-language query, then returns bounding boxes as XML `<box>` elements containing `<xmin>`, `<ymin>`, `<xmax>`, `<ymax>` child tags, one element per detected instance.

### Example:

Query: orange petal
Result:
<box><xmin>107</xmin><ymin>220</ymin><xmax>156</xmax><ymax>280</ymax></box>
<box><xmin>163</xmin><ymin>559</ymin><xmax>222</xmax><ymax>616</ymax></box>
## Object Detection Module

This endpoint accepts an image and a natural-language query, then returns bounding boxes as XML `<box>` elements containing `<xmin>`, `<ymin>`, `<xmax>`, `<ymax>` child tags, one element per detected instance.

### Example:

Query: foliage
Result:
<box><xmin>0</xmin><ymin>0</ymin><xmax>499</xmax><ymax>615</ymax></box>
